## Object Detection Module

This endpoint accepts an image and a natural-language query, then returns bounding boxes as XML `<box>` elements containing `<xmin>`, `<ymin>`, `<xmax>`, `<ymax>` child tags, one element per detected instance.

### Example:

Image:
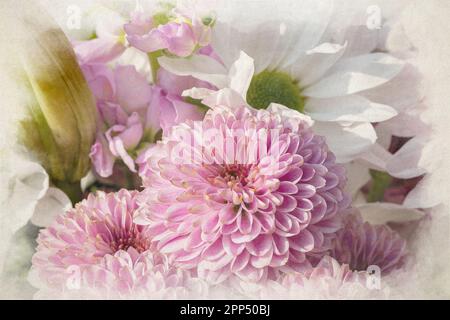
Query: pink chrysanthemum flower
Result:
<box><xmin>137</xmin><ymin>103</ymin><xmax>350</xmax><ymax>284</ymax></box>
<box><xmin>330</xmin><ymin>210</ymin><xmax>408</xmax><ymax>275</ymax></box>
<box><xmin>30</xmin><ymin>190</ymin><xmax>207</xmax><ymax>299</ymax></box>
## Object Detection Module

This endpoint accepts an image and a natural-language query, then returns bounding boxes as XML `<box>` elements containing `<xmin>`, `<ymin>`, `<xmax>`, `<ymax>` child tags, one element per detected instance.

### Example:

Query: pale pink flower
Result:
<box><xmin>136</xmin><ymin>102</ymin><xmax>350</xmax><ymax>284</ymax></box>
<box><xmin>125</xmin><ymin>4</ymin><xmax>214</xmax><ymax>57</ymax></box>
<box><xmin>83</xmin><ymin>64</ymin><xmax>203</xmax><ymax>178</ymax></box>
<box><xmin>330</xmin><ymin>210</ymin><xmax>408</xmax><ymax>275</ymax></box>
<box><xmin>30</xmin><ymin>190</ymin><xmax>207</xmax><ymax>299</ymax></box>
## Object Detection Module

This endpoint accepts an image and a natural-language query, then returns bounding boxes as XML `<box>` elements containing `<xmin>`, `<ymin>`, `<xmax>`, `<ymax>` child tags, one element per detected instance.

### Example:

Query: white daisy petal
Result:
<box><xmin>212</xmin><ymin>0</ymin><xmax>334</xmax><ymax>73</ymax></box>
<box><xmin>289</xmin><ymin>42</ymin><xmax>347</xmax><ymax>87</ymax></box>
<box><xmin>212</xmin><ymin>21</ymin><xmax>282</xmax><ymax>73</ymax></box>
<box><xmin>377</xmin><ymin>105</ymin><xmax>429</xmax><ymax>138</ymax></box>
<box><xmin>277</xmin><ymin>0</ymin><xmax>335</xmax><ymax>69</ymax></box>
<box><xmin>387</xmin><ymin>137</ymin><xmax>428</xmax><ymax>179</ymax></box>
<box><xmin>356</xmin><ymin>202</ymin><xmax>424</xmax><ymax>225</ymax></box>
<box><xmin>182</xmin><ymin>87</ymin><xmax>217</xmax><ymax>100</ymax></box>
<box><xmin>158</xmin><ymin>54</ymin><xmax>229</xmax><ymax>88</ymax></box>
<box><xmin>305</xmin><ymin>95</ymin><xmax>398</xmax><ymax>123</ymax></box>
<box><xmin>313</xmin><ymin>121</ymin><xmax>377</xmax><ymax>163</ymax></box>
<box><xmin>344</xmin><ymin>162</ymin><xmax>371</xmax><ymax>197</ymax></box>
<box><xmin>403</xmin><ymin>175</ymin><xmax>443</xmax><ymax>209</ymax></box>
<box><xmin>358</xmin><ymin>143</ymin><xmax>393</xmax><ymax>172</ymax></box>
<box><xmin>361</xmin><ymin>63</ymin><xmax>423</xmax><ymax>113</ymax></box>
<box><xmin>303</xmin><ymin>53</ymin><xmax>405</xmax><ymax>98</ymax></box>
<box><xmin>229</xmin><ymin>51</ymin><xmax>255</xmax><ymax>98</ymax></box>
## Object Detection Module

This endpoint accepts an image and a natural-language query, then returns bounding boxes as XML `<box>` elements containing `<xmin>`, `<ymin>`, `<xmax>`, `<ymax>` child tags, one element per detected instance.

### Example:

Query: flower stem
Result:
<box><xmin>148</xmin><ymin>51</ymin><xmax>163</xmax><ymax>84</ymax></box>
<box><xmin>367</xmin><ymin>170</ymin><xmax>393</xmax><ymax>203</ymax></box>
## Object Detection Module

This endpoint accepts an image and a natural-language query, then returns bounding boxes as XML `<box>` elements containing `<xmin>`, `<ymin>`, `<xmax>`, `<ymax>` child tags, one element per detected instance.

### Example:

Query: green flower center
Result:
<box><xmin>152</xmin><ymin>12</ymin><xmax>171</xmax><ymax>27</ymax></box>
<box><xmin>247</xmin><ymin>70</ymin><xmax>305</xmax><ymax>113</ymax></box>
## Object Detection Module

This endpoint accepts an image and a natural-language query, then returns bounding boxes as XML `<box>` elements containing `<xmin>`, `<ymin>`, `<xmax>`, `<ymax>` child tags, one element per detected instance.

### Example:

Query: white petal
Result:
<box><xmin>212</xmin><ymin>21</ymin><xmax>281</xmax><ymax>73</ymax></box>
<box><xmin>305</xmin><ymin>95</ymin><xmax>397</xmax><ymax>122</ymax></box>
<box><xmin>361</xmin><ymin>64</ymin><xmax>423</xmax><ymax>113</ymax></box>
<box><xmin>185</xmin><ymin>88</ymin><xmax>247</xmax><ymax>110</ymax></box>
<box><xmin>95</xmin><ymin>9</ymin><xmax>126</xmax><ymax>38</ymax></box>
<box><xmin>377</xmin><ymin>105</ymin><xmax>429</xmax><ymax>138</ymax></box>
<box><xmin>313</xmin><ymin>121</ymin><xmax>377</xmax><ymax>163</ymax></box>
<box><xmin>228</xmin><ymin>51</ymin><xmax>255</xmax><ymax>98</ymax></box>
<box><xmin>277</xmin><ymin>0</ymin><xmax>335</xmax><ymax>69</ymax></box>
<box><xmin>356</xmin><ymin>202</ymin><xmax>424</xmax><ymax>225</ymax></box>
<box><xmin>31</xmin><ymin>188</ymin><xmax>72</xmax><ymax>228</ymax></box>
<box><xmin>182</xmin><ymin>87</ymin><xmax>217</xmax><ymax>101</ymax></box>
<box><xmin>211</xmin><ymin>0</ymin><xmax>333</xmax><ymax>73</ymax></box>
<box><xmin>387</xmin><ymin>137</ymin><xmax>427</xmax><ymax>179</ymax></box>
<box><xmin>268</xmin><ymin>103</ymin><xmax>314</xmax><ymax>128</ymax></box>
<box><xmin>159</xmin><ymin>54</ymin><xmax>228</xmax><ymax>88</ymax></box>
<box><xmin>304</xmin><ymin>53</ymin><xmax>405</xmax><ymax>98</ymax></box>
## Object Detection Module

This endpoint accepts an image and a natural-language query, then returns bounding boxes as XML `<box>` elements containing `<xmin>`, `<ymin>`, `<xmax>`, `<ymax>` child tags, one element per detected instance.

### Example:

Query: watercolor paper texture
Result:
<box><xmin>0</xmin><ymin>0</ymin><xmax>449</xmax><ymax>299</ymax></box>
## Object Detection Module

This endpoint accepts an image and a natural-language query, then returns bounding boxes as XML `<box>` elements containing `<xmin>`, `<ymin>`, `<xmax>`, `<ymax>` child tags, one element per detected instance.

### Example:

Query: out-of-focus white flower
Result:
<box><xmin>0</xmin><ymin>147</ymin><xmax>71</xmax><ymax>279</ymax></box>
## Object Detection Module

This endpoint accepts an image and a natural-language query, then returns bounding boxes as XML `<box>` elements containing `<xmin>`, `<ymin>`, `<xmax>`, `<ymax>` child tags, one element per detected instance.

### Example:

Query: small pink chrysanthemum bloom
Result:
<box><xmin>330</xmin><ymin>210</ymin><xmax>408</xmax><ymax>275</ymax></box>
<box><xmin>30</xmin><ymin>190</ymin><xmax>206</xmax><ymax>299</ymax></box>
<box><xmin>137</xmin><ymin>102</ymin><xmax>351</xmax><ymax>284</ymax></box>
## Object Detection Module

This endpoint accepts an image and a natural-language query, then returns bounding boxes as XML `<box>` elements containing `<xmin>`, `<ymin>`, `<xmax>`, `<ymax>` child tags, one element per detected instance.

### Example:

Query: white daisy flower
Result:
<box><xmin>159</xmin><ymin>0</ymin><xmax>409</xmax><ymax>164</ymax></box>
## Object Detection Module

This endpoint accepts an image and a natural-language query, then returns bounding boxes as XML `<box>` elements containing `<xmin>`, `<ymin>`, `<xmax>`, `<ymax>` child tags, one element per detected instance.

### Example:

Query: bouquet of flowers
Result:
<box><xmin>0</xmin><ymin>0</ymin><xmax>449</xmax><ymax>300</ymax></box>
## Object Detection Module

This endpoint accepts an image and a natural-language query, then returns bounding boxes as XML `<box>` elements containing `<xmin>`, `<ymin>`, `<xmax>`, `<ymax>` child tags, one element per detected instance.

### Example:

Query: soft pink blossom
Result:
<box><xmin>82</xmin><ymin>64</ymin><xmax>203</xmax><ymax>178</ymax></box>
<box><xmin>330</xmin><ymin>210</ymin><xmax>408</xmax><ymax>275</ymax></box>
<box><xmin>30</xmin><ymin>190</ymin><xmax>207</xmax><ymax>299</ymax></box>
<box><xmin>136</xmin><ymin>103</ymin><xmax>350</xmax><ymax>284</ymax></box>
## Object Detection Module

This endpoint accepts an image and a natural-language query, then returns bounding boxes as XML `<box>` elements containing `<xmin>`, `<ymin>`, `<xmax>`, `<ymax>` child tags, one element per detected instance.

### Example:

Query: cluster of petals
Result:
<box><xmin>30</xmin><ymin>190</ymin><xmax>207</xmax><ymax>299</ymax></box>
<box><xmin>136</xmin><ymin>101</ymin><xmax>351</xmax><ymax>284</ymax></box>
<box><xmin>82</xmin><ymin>63</ymin><xmax>202</xmax><ymax>178</ymax></box>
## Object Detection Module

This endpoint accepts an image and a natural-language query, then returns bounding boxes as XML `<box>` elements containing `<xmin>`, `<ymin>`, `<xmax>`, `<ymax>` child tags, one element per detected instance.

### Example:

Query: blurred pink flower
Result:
<box><xmin>330</xmin><ymin>210</ymin><xmax>408</xmax><ymax>275</ymax></box>
<box><xmin>82</xmin><ymin>64</ymin><xmax>203</xmax><ymax>178</ymax></box>
<box><xmin>136</xmin><ymin>102</ymin><xmax>350</xmax><ymax>284</ymax></box>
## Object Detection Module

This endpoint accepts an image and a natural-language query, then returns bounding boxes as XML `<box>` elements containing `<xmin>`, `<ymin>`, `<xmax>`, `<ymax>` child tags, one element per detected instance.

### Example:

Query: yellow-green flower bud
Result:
<box><xmin>0</xmin><ymin>0</ymin><xmax>98</xmax><ymax>202</ymax></box>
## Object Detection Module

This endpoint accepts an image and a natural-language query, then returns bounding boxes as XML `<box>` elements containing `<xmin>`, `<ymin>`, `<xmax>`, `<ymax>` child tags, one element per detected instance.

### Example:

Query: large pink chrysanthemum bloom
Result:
<box><xmin>125</xmin><ymin>1</ymin><xmax>214</xmax><ymax>58</ymax></box>
<box><xmin>30</xmin><ymin>190</ymin><xmax>207</xmax><ymax>299</ymax></box>
<box><xmin>136</xmin><ymin>102</ymin><xmax>351</xmax><ymax>284</ymax></box>
<box><xmin>330</xmin><ymin>210</ymin><xmax>408</xmax><ymax>275</ymax></box>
